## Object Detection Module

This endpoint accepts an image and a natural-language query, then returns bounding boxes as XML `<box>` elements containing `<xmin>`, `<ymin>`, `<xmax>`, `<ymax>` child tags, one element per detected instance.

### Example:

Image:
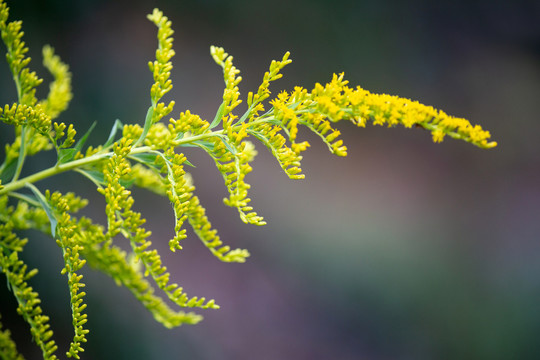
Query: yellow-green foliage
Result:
<box><xmin>0</xmin><ymin>0</ymin><xmax>496</xmax><ymax>358</ymax></box>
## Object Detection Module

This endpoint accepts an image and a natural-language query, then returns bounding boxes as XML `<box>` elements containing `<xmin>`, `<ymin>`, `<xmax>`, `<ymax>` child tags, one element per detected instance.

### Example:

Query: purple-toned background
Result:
<box><xmin>1</xmin><ymin>0</ymin><xmax>539</xmax><ymax>359</ymax></box>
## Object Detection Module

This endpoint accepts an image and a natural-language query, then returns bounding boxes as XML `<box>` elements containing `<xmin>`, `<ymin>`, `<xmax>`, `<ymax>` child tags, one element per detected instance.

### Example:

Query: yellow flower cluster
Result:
<box><xmin>158</xmin><ymin>149</ymin><xmax>194</xmax><ymax>251</ymax></box>
<box><xmin>47</xmin><ymin>191</ymin><xmax>89</xmax><ymax>359</ymax></box>
<box><xmin>0</xmin><ymin>103</ymin><xmax>50</xmax><ymax>134</ymax></box>
<box><xmin>219</xmin><ymin>138</ymin><xmax>264</xmax><ymax>225</ymax></box>
<box><xmin>0</xmin><ymin>103</ymin><xmax>55</xmax><ymax>164</ymax></box>
<box><xmin>0</xmin><ymin>2</ymin><xmax>498</xmax><ymax>357</ymax></box>
<box><xmin>1</xmin><ymin>186</ymin><xmax>69</xmax><ymax>360</ymax></box>
<box><xmin>275</xmin><ymin>72</ymin><xmax>496</xmax><ymax>149</ymax></box>
<box><xmin>1</xmin><ymin>1</ymin><xmax>74</xmax><ymax>186</ymax></box>
<box><xmin>211</xmin><ymin>46</ymin><xmax>243</xmax><ymax>117</ymax></box>
<box><xmin>147</xmin><ymin>9</ymin><xmax>175</xmax><ymax>106</ymax></box>
<box><xmin>53</xmin><ymin>121</ymin><xmax>76</xmax><ymax>148</ymax></box>
<box><xmin>169</xmin><ymin>110</ymin><xmax>210</xmax><ymax>138</ymax></box>
<box><xmin>340</xmin><ymin>81</ymin><xmax>496</xmax><ymax>147</ymax></box>
<box><xmin>40</xmin><ymin>45</ymin><xmax>72</xmax><ymax>120</ymax></box>
<box><xmin>245</xmin><ymin>51</ymin><xmax>292</xmax><ymax>120</ymax></box>
<box><xmin>98</xmin><ymin>138</ymin><xmax>134</xmax><ymax>237</ymax></box>
<box><xmin>0</xmin><ymin>216</ymin><xmax>57</xmax><ymax>359</ymax></box>
<box><xmin>0</xmin><ymin>314</ymin><xmax>22</xmax><ymax>359</ymax></box>
<box><xmin>250</xmin><ymin>121</ymin><xmax>306</xmax><ymax>179</ymax></box>
<box><xmin>0</xmin><ymin>0</ymin><xmax>42</xmax><ymax>106</ymax></box>
<box><xmin>99</xmin><ymin>138</ymin><xmax>219</xmax><ymax>313</ymax></box>
<box><xmin>137</xmin><ymin>8</ymin><xmax>176</xmax><ymax>147</ymax></box>
<box><xmin>82</xmin><ymin>233</ymin><xmax>205</xmax><ymax>328</ymax></box>
<box><xmin>188</xmin><ymin>195</ymin><xmax>250</xmax><ymax>262</ymax></box>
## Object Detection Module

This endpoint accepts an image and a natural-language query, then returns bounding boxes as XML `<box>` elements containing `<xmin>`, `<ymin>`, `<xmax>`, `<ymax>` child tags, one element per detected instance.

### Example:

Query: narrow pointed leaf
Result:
<box><xmin>73</xmin><ymin>121</ymin><xmax>97</xmax><ymax>153</ymax></box>
<box><xmin>135</xmin><ymin>106</ymin><xmax>154</xmax><ymax>146</ymax></box>
<box><xmin>209</xmin><ymin>102</ymin><xmax>225</xmax><ymax>129</ymax></box>
<box><xmin>103</xmin><ymin>119</ymin><xmax>124</xmax><ymax>148</ymax></box>
<box><xmin>26</xmin><ymin>183</ymin><xmax>57</xmax><ymax>237</ymax></box>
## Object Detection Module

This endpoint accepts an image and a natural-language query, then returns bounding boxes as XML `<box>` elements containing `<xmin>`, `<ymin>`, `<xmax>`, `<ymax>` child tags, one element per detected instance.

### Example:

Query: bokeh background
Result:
<box><xmin>1</xmin><ymin>0</ymin><xmax>539</xmax><ymax>359</ymax></box>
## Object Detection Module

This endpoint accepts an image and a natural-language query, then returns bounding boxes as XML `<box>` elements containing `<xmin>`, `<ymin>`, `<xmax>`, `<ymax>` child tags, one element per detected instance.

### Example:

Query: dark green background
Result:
<box><xmin>1</xmin><ymin>0</ymin><xmax>539</xmax><ymax>359</ymax></box>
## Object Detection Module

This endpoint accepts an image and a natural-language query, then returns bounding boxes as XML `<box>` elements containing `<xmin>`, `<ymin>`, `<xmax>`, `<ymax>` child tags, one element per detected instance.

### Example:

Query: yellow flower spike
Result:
<box><xmin>0</xmin><ymin>4</ymin><xmax>497</xmax><ymax>356</ymax></box>
<box><xmin>95</xmin><ymin>137</ymin><xmax>215</xmax><ymax>311</ymax></box>
<box><xmin>45</xmin><ymin>191</ymin><xmax>89</xmax><ymax>359</ymax></box>
<box><xmin>40</xmin><ymin>45</ymin><xmax>72</xmax><ymax>120</ymax></box>
<box><xmin>0</xmin><ymin>0</ymin><xmax>42</xmax><ymax>106</ymax></box>
<box><xmin>0</xmin><ymin>222</ymin><xmax>58</xmax><ymax>359</ymax></box>
<box><xmin>211</xmin><ymin>46</ymin><xmax>243</xmax><ymax>119</ymax></box>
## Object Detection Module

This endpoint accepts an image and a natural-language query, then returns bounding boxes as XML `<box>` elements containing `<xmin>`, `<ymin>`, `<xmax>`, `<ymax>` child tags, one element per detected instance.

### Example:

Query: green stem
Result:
<box><xmin>0</xmin><ymin>146</ymin><xmax>142</xmax><ymax>195</ymax></box>
<box><xmin>0</xmin><ymin>115</ymin><xmax>279</xmax><ymax>196</ymax></box>
<box><xmin>11</xmin><ymin>125</ymin><xmax>28</xmax><ymax>182</ymax></box>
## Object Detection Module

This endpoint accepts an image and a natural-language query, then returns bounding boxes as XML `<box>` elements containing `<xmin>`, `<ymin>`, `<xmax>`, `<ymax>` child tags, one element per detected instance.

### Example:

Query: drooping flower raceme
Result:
<box><xmin>0</xmin><ymin>2</ymin><xmax>496</xmax><ymax>359</ymax></box>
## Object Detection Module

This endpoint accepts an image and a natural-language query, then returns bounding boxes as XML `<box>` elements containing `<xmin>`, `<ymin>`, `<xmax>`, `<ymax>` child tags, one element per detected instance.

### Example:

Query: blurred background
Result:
<box><xmin>1</xmin><ymin>0</ymin><xmax>539</xmax><ymax>359</ymax></box>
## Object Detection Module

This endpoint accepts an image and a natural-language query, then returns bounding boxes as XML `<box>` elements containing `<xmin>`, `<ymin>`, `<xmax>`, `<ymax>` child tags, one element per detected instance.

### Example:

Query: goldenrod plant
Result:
<box><xmin>0</xmin><ymin>1</ymin><xmax>497</xmax><ymax>358</ymax></box>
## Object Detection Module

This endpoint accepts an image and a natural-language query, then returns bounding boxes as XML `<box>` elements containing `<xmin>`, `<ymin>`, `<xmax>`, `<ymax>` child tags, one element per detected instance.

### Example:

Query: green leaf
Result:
<box><xmin>104</xmin><ymin>119</ymin><xmax>124</xmax><ymax>148</ymax></box>
<box><xmin>0</xmin><ymin>159</ymin><xmax>17</xmax><ymax>184</ymax></box>
<box><xmin>129</xmin><ymin>153</ymin><xmax>159</xmax><ymax>166</ymax></box>
<box><xmin>57</xmin><ymin>148</ymin><xmax>78</xmax><ymax>164</ymax></box>
<box><xmin>73</xmin><ymin>121</ymin><xmax>96</xmax><ymax>153</ymax></box>
<box><xmin>174</xmin><ymin>132</ymin><xmax>185</xmax><ymax>141</ymax></box>
<box><xmin>76</xmin><ymin>168</ymin><xmax>134</xmax><ymax>188</ymax></box>
<box><xmin>238</xmin><ymin>104</ymin><xmax>255</xmax><ymax>124</ymax></box>
<box><xmin>182</xmin><ymin>158</ymin><xmax>195</xmax><ymax>168</ymax></box>
<box><xmin>182</xmin><ymin>140</ymin><xmax>215</xmax><ymax>151</ymax></box>
<box><xmin>56</xmin><ymin>120</ymin><xmax>97</xmax><ymax>165</ymax></box>
<box><xmin>10</xmin><ymin>191</ymin><xmax>41</xmax><ymax>208</ymax></box>
<box><xmin>26</xmin><ymin>183</ymin><xmax>57</xmax><ymax>238</ymax></box>
<box><xmin>217</xmin><ymin>135</ymin><xmax>237</xmax><ymax>155</ymax></box>
<box><xmin>130</xmin><ymin>151</ymin><xmax>196</xmax><ymax>168</ymax></box>
<box><xmin>120</xmin><ymin>178</ymin><xmax>135</xmax><ymax>188</ymax></box>
<box><xmin>75</xmin><ymin>169</ymin><xmax>105</xmax><ymax>187</ymax></box>
<box><xmin>266</xmin><ymin>118</ymin><xmax>282</xmax><ymax>126</ymax></box>
<box><xmin>209</xmin><ymin>102</ymin><xmax>225</xmax><ymax>129</ymax></box>
<box><xmin>135</xmin><ymin>106</ymin><xmax>154</xmax><ymax>146</ymax></box>
<box><xmin>246</xmin><ymin>130</ymin><xmax>265</xmax><ymax>143</ymax></box>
